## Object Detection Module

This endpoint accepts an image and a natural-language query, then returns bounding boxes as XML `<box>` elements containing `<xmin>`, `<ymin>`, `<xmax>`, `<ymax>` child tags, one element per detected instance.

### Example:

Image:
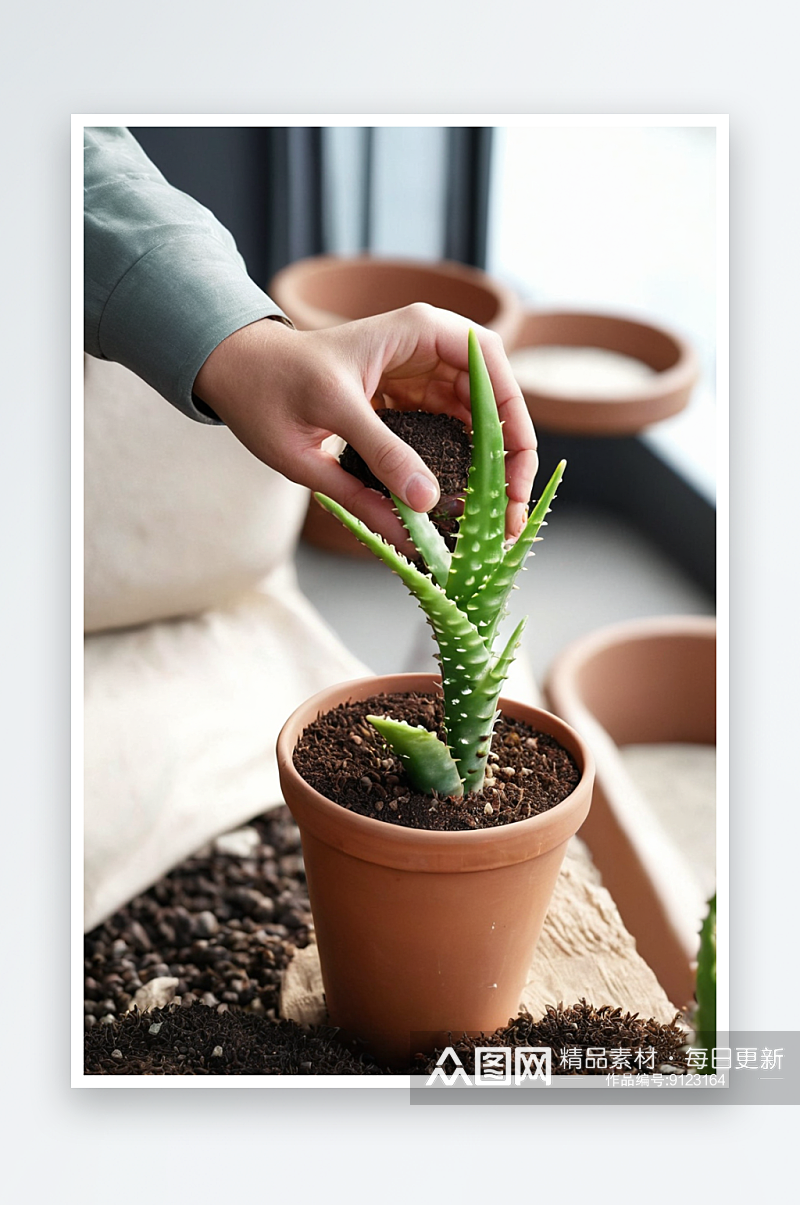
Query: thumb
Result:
<box><xmin>344</xmin><ymin>411</ymin><xmax>441</xmax><ymax>513</ymax></box>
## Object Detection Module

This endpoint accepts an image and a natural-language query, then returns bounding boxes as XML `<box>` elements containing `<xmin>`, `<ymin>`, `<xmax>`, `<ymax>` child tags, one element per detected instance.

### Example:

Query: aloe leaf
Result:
<box><xmin>465</xmin><ymin>460</ymin><xmax>565</xmax><ymax>650</ymax></box>
<box><xmin>480</xmin><ymin>616</ymin><xmax>528</xmax><ymax>698</ymax></box>
<box><xmin>366</xmin><ymin>716</ymin><xmax>463</xmax><ymax>797</ymax></box>
<box><xmin>314</xmin><ymin>492</ymin><xmax>495</xmax><ymax>793</ymax></box>
<box><xmin>450</xmin><ymin>617</ymin><xmax>528</xmax><ymax>794</ymax></box>
<box><xmin>312</xmin><ymin>495</ymin><xmax>489</xmax><ymax>679</ymax></box>
<box><xmin>693</xmin><ymin>894</ymin><xmax>716</xmax><ymax>1065</ymax></box>
<box><xmin>445</xmin><ymin>330</ymin><xmax>507</xmax><ymax>606</ymax></box>
<box><xmin>390</xmin><ymin>493</ymin><xmax>452</xmax><ymax>587</ymax></box>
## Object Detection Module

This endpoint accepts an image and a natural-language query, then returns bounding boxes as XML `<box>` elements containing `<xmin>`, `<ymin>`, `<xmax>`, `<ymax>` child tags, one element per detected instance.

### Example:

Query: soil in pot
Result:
<box><xmin>293</xmin><ymin>690</ymin><xmax>580</xmax><ymax>831</ymax></box>
<box><xmin>339</xmin><ymin>410</ymin><xmax>471</xmax><ymax>547</ymax></box>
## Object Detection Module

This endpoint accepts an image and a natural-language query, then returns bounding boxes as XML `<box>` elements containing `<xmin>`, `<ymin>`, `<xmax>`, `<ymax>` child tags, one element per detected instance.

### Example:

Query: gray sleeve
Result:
<box><xmin>84</xmin><ymin>126</ymin><xmax>290</xmax><ymax>424</ymax></box>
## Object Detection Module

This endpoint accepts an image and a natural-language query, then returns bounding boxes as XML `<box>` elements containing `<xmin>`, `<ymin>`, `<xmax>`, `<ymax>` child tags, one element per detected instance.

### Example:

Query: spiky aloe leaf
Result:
<box><xmin>694</xmin><ymin>894</ymin><xmax>716</xmax><ymax>1065</ymax></box>
<box><xmin>451</xmin><ymin>616</ymin><xmax>528</xmax><ymax>793</ymax></box>
<box><xmin>366</xmin><ymin>716</ymin><xmax>462</xmax><ymax>797</ymax></box>
<box><xmin>314</xmin><ymin>330</ymin><xmax>565</xmax><ymax>799</ymax></box>
<box><xmin>479</xmin><ymin>616</ymin><xmax>527</xmax><ymax>701</ymax></box>
<box><xmin>312</xmin><ymin>494</ymin><xmax>489</xmax><ymax>684</ymax></box>
<box><xmin>313</xmin><ymin>493</ymin><xmax>492</xmax><ymax>788</ymax></box>
<box><xmin>445</xmin><ymin>330</ymin><xmax>507</xmax><ymax>605</ymax></box>
<box><xmin>465</xmin><ymin>460</ymin><xmax>566</xmax><ymax>650</ymax></box>
<box><xmin>390</xmin><ymin>493</ymin><xmax>452</xmax><ymax>587</ymax></box>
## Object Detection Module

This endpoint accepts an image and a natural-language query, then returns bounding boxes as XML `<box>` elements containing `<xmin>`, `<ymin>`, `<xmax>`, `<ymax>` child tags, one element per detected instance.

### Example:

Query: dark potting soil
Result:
<box><xmin>292</xmin><ymin>691</ymin><xmax>580</xmax><ymax>831</ymax></box>
<box><xmin>84</xmin><ymin>996</ymin><xmax>689</xmax><ymax>1076</ymax></box>
<box><xmin>339</xmin><ymin>409</ymin><xmax>471</xmax><ymax>546</ymax></box>
<box><xmin>339</xmin><ymin>409</ymin><xmax>471</xmax><ymax>500</ymax></box>
<box><xmin>412</xmin><ymin>1001</ymin><xmax>692</xmax><ymax>1077</ymax></box>
<box><xmin>84</xmin><ymin>1003</ymin><xmax>385</xmax><ymax>1075</ymax></box>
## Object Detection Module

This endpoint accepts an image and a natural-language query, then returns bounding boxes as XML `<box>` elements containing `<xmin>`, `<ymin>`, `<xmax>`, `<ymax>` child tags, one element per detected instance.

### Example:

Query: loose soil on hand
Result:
<box><xmin>292</xmin><ymin>691</ymin><xmax>580</xmax><ymax>831</ymax></box>
<box><xmin>340</xmin><ymin>409</ymin><xmax>471</xmax><ymax>499</ymax></box>
<box><xmin>84</xmin><ymin>805</ymin><xmax>689</xmax><ymax>1075</ymax></box>
<box><xmin>339</xmin><ymin>410</ymin><xmax>471</xmax><ymax>546</ymax></box>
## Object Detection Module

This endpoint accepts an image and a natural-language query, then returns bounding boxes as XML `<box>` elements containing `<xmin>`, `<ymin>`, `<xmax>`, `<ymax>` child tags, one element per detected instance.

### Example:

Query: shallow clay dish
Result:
<box><xmin>509</xmin><ymin>310</ymin><xmax>699</xmax><ymax>436</ymax></box>
<box><xmin>545</xmin><ymin>615</ymin><xmax>716</xmax><ymax>1007</ymax></box>
<box><xmin>268</xmin><ymin>254</ymin><xmax>522</xmax><ymax>345</ymax></box>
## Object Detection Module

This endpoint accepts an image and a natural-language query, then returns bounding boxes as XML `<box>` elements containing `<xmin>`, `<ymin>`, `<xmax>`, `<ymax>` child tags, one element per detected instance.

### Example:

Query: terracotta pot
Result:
<box><xmin>277</xmin><ymin>672</ymin><xmax>594</xmax><ymax>1066</ymax></box>
<box><xmin>544</xmin><ymin>615</ymin><xmax>715</xmax><ymax>1008</ymax></box>
<box><xmin>508</xmin><ymin>310</ymin><xmax>699</xmax><ymax>436</ymax></box>
<box><xmin>268</xmin><ymin>254</ymin><xmax>523</xmax><ymax>345</ymax></box>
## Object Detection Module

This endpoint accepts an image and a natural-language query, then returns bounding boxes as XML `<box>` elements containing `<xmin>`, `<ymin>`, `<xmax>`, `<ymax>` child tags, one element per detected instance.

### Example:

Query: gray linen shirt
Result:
<box><xmin>84</xmin><ymin>126</ymin><xmax>289</xmax><ymax>423</ymax></box>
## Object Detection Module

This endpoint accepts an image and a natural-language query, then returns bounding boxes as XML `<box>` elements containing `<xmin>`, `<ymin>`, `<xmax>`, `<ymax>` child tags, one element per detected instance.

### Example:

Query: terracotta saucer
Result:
<box><xmin>509</xmin><ymin>310</ymin><xmax>699</xmax><ymax>436</ymax></box>
<box><xmin>268</xmin><ymin>254</ymin><xmax>522</xmax><ymax>345</ymax></box>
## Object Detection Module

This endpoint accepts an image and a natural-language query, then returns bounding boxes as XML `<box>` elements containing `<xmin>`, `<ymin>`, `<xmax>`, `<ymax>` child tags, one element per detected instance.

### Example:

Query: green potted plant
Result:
<box><xmin>277</xmin><ymin>331</ymin><xmax>595</xmax><ymax>1066</ymax></box>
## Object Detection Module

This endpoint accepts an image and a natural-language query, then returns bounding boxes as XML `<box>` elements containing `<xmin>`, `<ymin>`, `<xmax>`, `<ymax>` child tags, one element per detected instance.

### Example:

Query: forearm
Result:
<box><xmin>83</xmin><ymin>126</ymin><xmax>289</xmax><ymax>423</ymax></box>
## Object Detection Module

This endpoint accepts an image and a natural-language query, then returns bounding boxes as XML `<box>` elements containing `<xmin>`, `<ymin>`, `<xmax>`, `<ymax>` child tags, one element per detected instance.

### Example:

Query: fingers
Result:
<box><xmin>386</xmin><ymin>308</ymin><xmax>539</xmax><ymax>537</ymax></box>
<box><xmin>295</xmin><ymin>448</ymin><xmax>418</xmax><ymax>555</ymax></box>
<box><xmin>505</xmin><ymin>445</ymin><xmax>539</xmax><ymax>537</ymax></box>
<box><xmin>335</xmin><ymin>405</ymin><xmax>441</xmax><ymax>514</ymax></box>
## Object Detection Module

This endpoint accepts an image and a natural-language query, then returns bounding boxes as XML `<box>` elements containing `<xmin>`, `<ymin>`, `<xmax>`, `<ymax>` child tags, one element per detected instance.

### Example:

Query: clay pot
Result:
<box><xmin>277</xmin><ymin>672</ymin><xmax>594</xmax><ymax>1066</ymax></box>
<box><xmin>508</xmin><ymin>310</ymin><xmax>699</xmax><ymax>436</ymax></box>
<box><xmin>268</xmin><ymin>254</ymin><xmax>523</xmax><ymax>345</ymax></box>
<box><xmin>544</xmin><ymin>615</ymin><xmax>715</xmax><ymax>1008</ymax></box>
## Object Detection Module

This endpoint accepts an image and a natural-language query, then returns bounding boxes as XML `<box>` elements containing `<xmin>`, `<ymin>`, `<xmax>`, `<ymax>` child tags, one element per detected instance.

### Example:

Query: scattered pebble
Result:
<box><xmin>213</xmin><ymin>827</ymin><xmax>262</xmax><ymax>859</ymax></box>
<box><xmin>130</xmin><ymin>977</ymin><xmax>179</xmax><ymax>1013</ymax></box>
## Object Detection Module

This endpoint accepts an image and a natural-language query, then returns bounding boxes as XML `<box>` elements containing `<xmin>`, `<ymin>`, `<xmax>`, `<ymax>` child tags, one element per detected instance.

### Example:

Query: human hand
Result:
<box><xmin>193</xmin><ymin>304</ymin><xmax>537</xmax><ymax>549</ymax></box>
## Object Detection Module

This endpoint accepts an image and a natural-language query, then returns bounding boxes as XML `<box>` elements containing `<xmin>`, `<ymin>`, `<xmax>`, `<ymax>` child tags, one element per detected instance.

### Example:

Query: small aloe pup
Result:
<box><xmin>315</xmin><ymin>330</ymin><xmax>565</xmax><ymax>800</ymax></box>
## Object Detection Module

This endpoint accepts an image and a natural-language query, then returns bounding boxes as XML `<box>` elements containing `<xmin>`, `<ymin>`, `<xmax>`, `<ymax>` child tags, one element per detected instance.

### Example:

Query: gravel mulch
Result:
<box><xmin>84</xmin><ymin>808</ymin><xmax>312</xmax><ymax>1033</ymax></box>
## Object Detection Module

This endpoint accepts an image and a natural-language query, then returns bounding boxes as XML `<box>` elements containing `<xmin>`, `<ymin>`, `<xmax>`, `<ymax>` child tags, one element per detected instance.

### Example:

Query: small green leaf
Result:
<box><xmin>367</xmin><ymin>716</ymin><xmax>463</xmax><ymax>797</ymax></box>
<box><xmin>391</xmin><ymin>493</ymin><xmax>452</xmax><ymax>587</ymax></box>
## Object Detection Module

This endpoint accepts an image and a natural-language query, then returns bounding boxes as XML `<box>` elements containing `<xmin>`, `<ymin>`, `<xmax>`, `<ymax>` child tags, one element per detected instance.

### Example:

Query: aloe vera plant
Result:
<box><xmin>315</xmin><ymin>330</ymin><xmax>565</xmax><ymax>799</ymax></box>
<box><xmin>693</xmin><ymin>893</ymin><xmax>716</xmax><ymax>1064</ymax></box>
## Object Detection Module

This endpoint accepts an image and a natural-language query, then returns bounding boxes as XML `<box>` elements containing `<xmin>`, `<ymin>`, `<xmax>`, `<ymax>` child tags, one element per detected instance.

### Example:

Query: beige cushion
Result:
<box><xmin>84</xmin><ymin>357</ymin><xmax>369</xmax><ymax>929</ymax></box>
<box><xmin>84</xmin><ymin>568</ymin><xmax>368</xmax><ymax>930</ymax></box>
<box><xmin>84</xmin><ymin>354</ymin><xmax>309</xmax><ymax>632</ymax></box>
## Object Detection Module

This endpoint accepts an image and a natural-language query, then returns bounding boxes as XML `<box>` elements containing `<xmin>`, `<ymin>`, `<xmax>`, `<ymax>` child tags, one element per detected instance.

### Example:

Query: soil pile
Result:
<box><xmin>293</xmin><ymin>691</ymin><xmax>580</xmax><ymax>830</ymax></box>
<box><xmin>339</xmin><ymin>410</ymin><xmax>471</xmax><ymax>546</ymax></box>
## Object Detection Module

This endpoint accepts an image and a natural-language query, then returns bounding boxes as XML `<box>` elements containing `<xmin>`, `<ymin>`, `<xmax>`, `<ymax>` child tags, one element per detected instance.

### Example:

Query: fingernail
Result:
<box><xmin>507</xmin><ymin>502</ymin><xmax>526</xmax><ymax>540</ymax></box>
<box><xmin>406</xmin><ymin>472</ymin><xmax>440</xmax><ymax>512</ymax></box>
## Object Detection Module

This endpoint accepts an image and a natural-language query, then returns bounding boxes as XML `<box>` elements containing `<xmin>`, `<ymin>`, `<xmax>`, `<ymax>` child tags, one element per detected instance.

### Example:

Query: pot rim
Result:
<box><xmin>507</xmin><ymin>308</ymin><xmax>698</xmax><ymax>435</ymax></box>
<box><xmin>277</xmin><ymin>672</ymin><xmax>594</xmax><ymax>873</ymax></box>
<box><xmin>267</xmin><ymin>254</ymin><xmax>523</xmax><ymax>344</ymax></box>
